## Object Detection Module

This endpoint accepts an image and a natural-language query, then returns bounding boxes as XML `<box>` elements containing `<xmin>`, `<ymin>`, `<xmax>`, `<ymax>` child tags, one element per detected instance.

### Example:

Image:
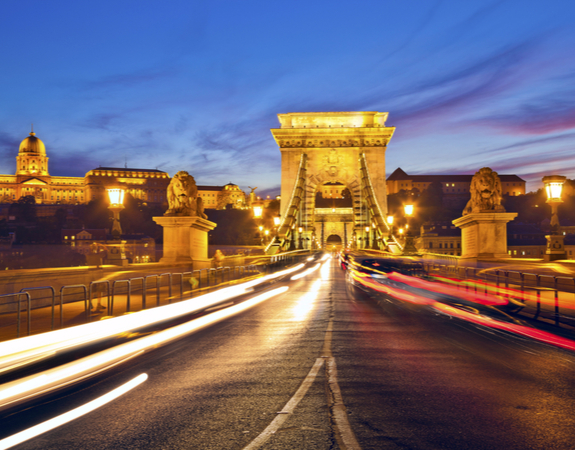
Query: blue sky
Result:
<box><xmin>1</xmin><ymin>0</ymin><xmax>574</xmax><ymax>196</ymax></box>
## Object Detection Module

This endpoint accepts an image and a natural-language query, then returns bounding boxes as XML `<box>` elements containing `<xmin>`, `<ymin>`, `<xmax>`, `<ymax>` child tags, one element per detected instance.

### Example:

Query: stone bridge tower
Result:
<box><xmin>270</xmin><ymin>112</ymin><xmax>395</xmax><ymax>251</ymax></box>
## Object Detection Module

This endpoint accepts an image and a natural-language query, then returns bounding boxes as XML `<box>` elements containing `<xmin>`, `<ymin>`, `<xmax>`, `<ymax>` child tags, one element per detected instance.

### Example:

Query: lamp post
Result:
<box><xmin>298</xmin><ymin>226</ymin><xmax>303</xmax><ymax>250</ymax></box>
<box><xmin>402</xmin><ymin>202</ymin><xmax>418</xmax><ymax>255</ymax></box>
<box><xmin>543</xmin><ymin>175</ymin><xmax>567</xmax><ymax>261</ymax></box>
<box><xmin>107</xmin><ymin>186</ymin><xmax>125</xmax><ymax>239</ymax></box>
<box><xmin>106</xmin><ymin>186</ymin><xmax>128</xmax><ymax>266</ymax></box>
<box><xmin>365</xmin><ymin>225</ymin><xmax>370</xmax><ymax>249</ymax></box>
<box><xmin>253</xmin><ymin>205</ymin><xmax>263</xmax><ymax>245</ymax></box>
<box><xmin>253</xmin><ymin>205</ymin><xmax>263</xmax><ymax>220</ymax></box>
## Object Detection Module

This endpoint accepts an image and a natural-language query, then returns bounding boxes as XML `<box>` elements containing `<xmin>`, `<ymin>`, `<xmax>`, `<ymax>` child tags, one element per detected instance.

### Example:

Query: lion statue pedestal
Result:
<box><xmin>153</xmin><ymin>216</ymin><xmax>215</xmax><ymax>267</ymax></box>
<box><xmin>453</xmin><ymin>168</ymin><xmax>517</xmax><ymax>260</ymax></box>
<box><xmin>153</xmin><ymin>171</ymin><xmax>216</xmax><ymax>268</ymax></box>
<box><xmin>453</xmin><ymin>212</ymin><xmax>517</xmax><ymax>259</ymax></box>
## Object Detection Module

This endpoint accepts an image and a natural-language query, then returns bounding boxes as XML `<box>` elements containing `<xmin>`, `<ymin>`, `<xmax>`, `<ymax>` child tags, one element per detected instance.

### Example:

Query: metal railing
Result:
<box><xmin>0</xmin><ymin>253</ymin><xmax>311</xmax><ymax>340</ymax></box>
<box><xmin>424</xmin><ymin>262</ymin><xmax>575</xmax><ymax>328</ymax></box>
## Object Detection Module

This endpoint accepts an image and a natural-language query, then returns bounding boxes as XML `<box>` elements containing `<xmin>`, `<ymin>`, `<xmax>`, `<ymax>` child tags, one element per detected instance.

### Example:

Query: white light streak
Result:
<box><xmin>290</xmin><ymin>263</ymin><xmax>321</xmax><ymax>281</ymax></box>
<box><xmin>0</xmin><ymin>373</ymin><xmax>148</xmax><ymax>450</ymax></box>
<box><xmin>0</xmin><ymin>287</ymin><xmax>289</xmax><ymax>408</ymax></box>
<box><xmin>0</xmin><ymin>264</ymin><xmax>302</xmax><ymax>375</ymax></box>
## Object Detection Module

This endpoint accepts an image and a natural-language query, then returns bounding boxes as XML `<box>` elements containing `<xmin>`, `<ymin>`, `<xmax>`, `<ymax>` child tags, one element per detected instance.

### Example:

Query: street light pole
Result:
<box><xmin>402</xmin><ymin>202</ymin><xmax>418</xmax><ymax>255</ymax></box>
<box><xmin>365</xmin><ymin>225</ymin><xmax>370</xmax><ymax>249</ymax></box>
<box><xmin>107</xmin><ymin>186</ymin><xmax>125</xmax><ymax>239</ymax></box>
<box><xmin>543</xmin><ymin>175</ymin><xmax>567</xmax><ymax>261</ymax></box>
<box><xmin>106</xmin><ymin>186</ymin><xmax>128</xmax><ymax>266</ymax></box>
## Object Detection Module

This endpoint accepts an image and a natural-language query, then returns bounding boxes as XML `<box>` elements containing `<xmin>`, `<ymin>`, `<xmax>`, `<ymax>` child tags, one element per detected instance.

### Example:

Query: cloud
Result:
<box><xmin>482</xmin><ymin>132</ymin><xmax>575</xmax><ymax>155</ymax></box>
<box><xmin>80</xmin><ymin>113</ymin><xmax>123</xmax><ymax>131</ymax></box>
<box><xmin>387</xmin><ymin>40</ymin><xmax>538</xmax><ymax>127</ymax></box>
<box><xmin>80</xmin><ymin>67</ymin><xmax>177</xmax><ymax>92</ymax></box>
<box><xmin>473</xmin><ymin>88</ymin><xmax>575</xmax><ymax>135</ymax></box>
<box><xmin>0</xmin><ymin>132</ymin><xmax>20</xmax><ymax>161</ymax></box>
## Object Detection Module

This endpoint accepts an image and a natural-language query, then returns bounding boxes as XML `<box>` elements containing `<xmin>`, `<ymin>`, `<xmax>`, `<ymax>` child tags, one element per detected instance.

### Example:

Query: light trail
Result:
<box><xmin>290</xmin><ymin>263</ymin><xmax>321</xmax><ymax>280</ymax></box>
<box><xmin>0</xmin><ymin>373</ymin><xmax>148</xmax><ymax>450</ymax></box>
<box><xmin>0</xmin><ymin>263</ymin><xmax>304</xmax><ymax>374</ymax></box>
<box><xmin>348</xmin><ymin>267</ymin><xmax>575</xmax><ymax>353</ymax></box>
<box><xmin>0</xmin><ymin>287</ymin><xmax>289</xmax><ymax>408</ymax></box>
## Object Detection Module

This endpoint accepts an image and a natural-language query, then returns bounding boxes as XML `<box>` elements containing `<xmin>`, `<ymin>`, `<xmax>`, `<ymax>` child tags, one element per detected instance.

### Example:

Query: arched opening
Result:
<box><xmin>314</xmin><ymin>182</ymin><xmax>352</xmax><ymax>210</ymax></box>
<box><xmin>326</xmin><ymin>234</ymin><xmax>343</xmax><ymax>252</ymax></box>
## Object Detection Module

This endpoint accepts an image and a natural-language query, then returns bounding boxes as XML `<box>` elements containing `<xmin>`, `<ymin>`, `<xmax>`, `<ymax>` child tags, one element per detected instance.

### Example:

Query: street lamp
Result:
<box><xmin>253</xmin><ymin>205</ymin><xmax>263</xmax><ymax>219</ymax></box>
<box><xmin>543</xmin><ymin>175</ymin><xmax>567</xmax><ymax>261</ymax></box>
<box><xmin>298</xmin><ymin>226</ymin><xmax>303</xmax><ymax>250</ymax></box>
<box><xmin>402</xmin><ymin>202</ymin><xmax>418</xmax><ymax>255</ymax></box>
<box><xmin>107</xmin><ymin>186</ymin><xmax>125</xmax><ymax>239</ymax></box>
<box><xmin>386</xmin><ymin>214</ymin><xmax>394</xmax><ymax>247</ymax></box>
<box><xmin>371</xmin><ymin>223</ymin><xmax>379</xmax><ymax>250</ymax></box>
<box><xmin>365</xmin><ymin>225</ymin><xmax>370</xmax><ymax>249</ymax></box>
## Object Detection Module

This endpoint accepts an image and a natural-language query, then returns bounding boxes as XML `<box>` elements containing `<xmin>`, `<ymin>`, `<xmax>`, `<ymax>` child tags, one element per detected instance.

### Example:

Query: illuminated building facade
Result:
<box><xmin>197</xmin><ymin>183</ymin><xmax>246</xmax><ymax>209</ymax></box>
<box><xmin>387</xmin><ymin>168</ymin><xmax>526</xmax><ymax>196</ymax></box>
<box><xmin>0</xmin><ymin>130</ymin><xmax>170</xmax><ymax>205</ymax></box>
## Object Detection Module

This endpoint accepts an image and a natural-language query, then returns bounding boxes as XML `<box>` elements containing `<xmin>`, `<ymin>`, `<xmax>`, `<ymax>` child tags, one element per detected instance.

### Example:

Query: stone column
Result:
<box><xmin>453</xmin><ymin>213</ymin><xmax>517</xmax><ymax>259</ymax></box>
<box><xmin>545</xmin><ymin>234</ymin><xmax>566</xmax><ymax>261</ymax></box>
<box><xmin>153</xmin><ymin>216</ymin><xmax>216</xmax><ymax>268</ymax></box>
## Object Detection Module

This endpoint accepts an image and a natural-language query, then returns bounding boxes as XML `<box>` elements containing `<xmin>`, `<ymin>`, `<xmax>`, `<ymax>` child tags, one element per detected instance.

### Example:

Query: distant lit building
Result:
<box><xmin>197</xmin><ymin>183</ymin><xmax>246</xmax><ymax>209</ymax></box>
<box><xmin>85</xmin><ymin>167</ymin><xmax>170</xmax><ymax>204</ymax></box>
<box><xmin>387</xmin><ymin>168</ymin><xmax>526</xmax><ymax>196</ymax></box>
<box><xmin>0</xmin><ymin>129</ymin><xmax>171</xmax><ymax>206</ymax></box>
<box><xmin>415</xmin><ymin>222</ymin><xmax>462</xmax><ymax>256</ymax></box>
<box><xmin>61</xmin><ymin>228</ymin><xmax>156</xmax><ymax>263</ymax></box>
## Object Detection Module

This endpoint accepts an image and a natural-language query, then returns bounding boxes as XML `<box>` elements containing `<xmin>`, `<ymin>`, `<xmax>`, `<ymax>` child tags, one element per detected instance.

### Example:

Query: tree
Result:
<box><xmin>10</xmin><ymin>195</ymin><xmax>37</xmax><ymax>223</ymax></box>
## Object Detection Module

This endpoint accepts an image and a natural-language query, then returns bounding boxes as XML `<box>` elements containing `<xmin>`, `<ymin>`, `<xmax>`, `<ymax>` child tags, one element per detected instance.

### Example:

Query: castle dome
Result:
<box><xmin>19</xmin><ymin>131</ymin><xmax>46</xmax><ymax>155</ymax></box>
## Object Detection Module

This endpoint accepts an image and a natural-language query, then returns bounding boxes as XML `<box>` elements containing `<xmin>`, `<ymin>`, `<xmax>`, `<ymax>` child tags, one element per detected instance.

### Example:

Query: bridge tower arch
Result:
<box><xmin>268</xmin><ymin>112</ymin><xmax>396</xmax><ymax>253</ymax></box>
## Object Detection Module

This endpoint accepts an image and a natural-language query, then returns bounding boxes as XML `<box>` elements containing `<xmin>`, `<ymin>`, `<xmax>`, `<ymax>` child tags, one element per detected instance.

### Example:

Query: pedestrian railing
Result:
<box><xmin>0</xmin><ymin>252</ymin><xmax>311</xmax><ymax>341</ymax></box>
<box><xmin>423</xmin><ymin>262</ymin><xmax>575</xmax><ymax>329</ymax></box>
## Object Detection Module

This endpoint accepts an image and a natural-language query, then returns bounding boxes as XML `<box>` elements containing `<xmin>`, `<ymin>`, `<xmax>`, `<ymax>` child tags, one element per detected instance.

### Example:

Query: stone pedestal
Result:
<box><xmin>105</xmin><ymin>240</ymin><xmax>129</xmax><ymax>266</ymax></box>
<box><xmin>153</xmin><ymin>216</ymin><xmax>216</xmax><ymax>267</ymax></box>
<box><xmin>453</xmin><ymin>213</ymin><xmax>517</xmax><ymax>259</ymax></box>
<box><xmin>544</xmin><ymin>234</ymin><xmax>566</xmax><ymax>261</ymax></box>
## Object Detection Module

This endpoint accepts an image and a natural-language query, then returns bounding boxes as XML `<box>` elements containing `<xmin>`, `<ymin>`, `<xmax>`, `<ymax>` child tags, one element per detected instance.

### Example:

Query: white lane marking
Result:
<box><xmin>246</xmin><ymin>258</ymin><xmax>361</xmax><ymax>449</ymax></box>
<box><xmin>324</xmin><ymin>258</ymin><xmax>361</xmax><ymax>449</ymax></box>
<box><xmin>0</xmin><ymin>373</ymin><xmax>148</xmax><ymax>450</ymax></box>
<box><xmin>326</xmin><ymin>356</ymin><xmax>361</xmax><ymax>450</ymax></box>
<box><xmin>243</xmin><ymin>358</ymin><xmax>325</xmax><ymax>450</ymax></box>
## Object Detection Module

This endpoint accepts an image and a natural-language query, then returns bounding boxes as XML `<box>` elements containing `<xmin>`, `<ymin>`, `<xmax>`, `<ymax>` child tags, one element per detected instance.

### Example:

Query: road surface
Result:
<box><xmin>2</xmin><ymin>257</ymin><xmax>575</xmax><ymax>449</ymax></box>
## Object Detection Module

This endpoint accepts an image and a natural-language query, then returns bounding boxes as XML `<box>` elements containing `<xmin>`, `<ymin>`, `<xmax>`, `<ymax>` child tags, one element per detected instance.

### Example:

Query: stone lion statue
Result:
<box><xmin>463</xmin><ymin>167</ymin><xmax>506</xmax><ymax>215</ymax></box>
<box><xmin>165</xmin><ymin>171</ymin><xmax>207</xmax><ymax>218</ymax></box>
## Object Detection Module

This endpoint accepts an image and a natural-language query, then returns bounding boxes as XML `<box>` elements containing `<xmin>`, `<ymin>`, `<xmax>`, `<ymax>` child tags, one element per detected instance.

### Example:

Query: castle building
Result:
<box><xmin>387</xmin><ymin>168</ymin><xmax>526</xmax><ymax>196</ymax></box>
<box><xmin>0</xmin><ymin>129</ymin><xmax>249</xmax><ymax>213</ymax></box>
<box><xmin>0</xmin><ymin>130</ymin><xmax>170</xmax><ymax>205</ymax></box>
<box><xmin>197</xmin><ymin>183</ymin><xmax>247</xmax><ymax>209</ymax></box>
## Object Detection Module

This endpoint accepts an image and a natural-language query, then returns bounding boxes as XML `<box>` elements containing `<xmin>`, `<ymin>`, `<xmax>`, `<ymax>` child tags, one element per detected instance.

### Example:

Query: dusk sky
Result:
<box><xmin>1</xmin><ymin>1</ymin><xmax>574</xmax><ymax>196</ymax></box>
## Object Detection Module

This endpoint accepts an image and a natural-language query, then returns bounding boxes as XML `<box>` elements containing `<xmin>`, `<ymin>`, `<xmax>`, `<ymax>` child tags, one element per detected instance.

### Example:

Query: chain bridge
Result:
<box><xmin>265</xmin><ymin>111</ymin><xmax>402</xmax><ymax>254</ymax></box>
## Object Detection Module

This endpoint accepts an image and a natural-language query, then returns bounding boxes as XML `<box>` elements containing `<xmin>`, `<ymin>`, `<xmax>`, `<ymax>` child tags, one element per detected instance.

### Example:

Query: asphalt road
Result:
<box><xmin>3</xmin><ymin>257</ymin><xmax>575</xmax><ymax>449</ymax></box>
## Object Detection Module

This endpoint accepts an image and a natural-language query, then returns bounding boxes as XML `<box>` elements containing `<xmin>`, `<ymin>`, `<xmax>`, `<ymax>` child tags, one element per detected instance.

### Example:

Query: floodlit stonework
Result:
<box><xmin>453</xmin><ymin>167</ymin><xmax>517</xmax><ymax>259</ymax></box>
<box><xmin>0</xmin><ymin>129</ymin><xmax>170</xmax><ymax>205</ymax></box>
<box><xmin>271</xmin><ymin>112</ymin><xmax>394</xmax><ymax>248</ymax></box>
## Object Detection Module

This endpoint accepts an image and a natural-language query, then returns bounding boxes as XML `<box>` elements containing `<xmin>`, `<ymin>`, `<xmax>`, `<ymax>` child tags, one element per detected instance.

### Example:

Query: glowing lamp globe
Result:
<box><xmin>107</xmin><ymin>187</ymin><xmax>125</xmax><ymax>206</ymax></box>
<box><xmin>542</xmin><ymin>175</ymin><xmax>566</xmax><ymax>203</ymax></box>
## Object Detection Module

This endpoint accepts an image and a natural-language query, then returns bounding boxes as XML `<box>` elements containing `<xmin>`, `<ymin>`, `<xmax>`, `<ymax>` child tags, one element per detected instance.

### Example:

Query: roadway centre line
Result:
<box><xmin>245</xmin><ymin>258</ymin><xmax>361</xmax><ymax>450</ymax></box>
<box><xmin>242</xmin><ymin>358</ymin><xmax>325</xmax><ymax>450</ymax></box>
